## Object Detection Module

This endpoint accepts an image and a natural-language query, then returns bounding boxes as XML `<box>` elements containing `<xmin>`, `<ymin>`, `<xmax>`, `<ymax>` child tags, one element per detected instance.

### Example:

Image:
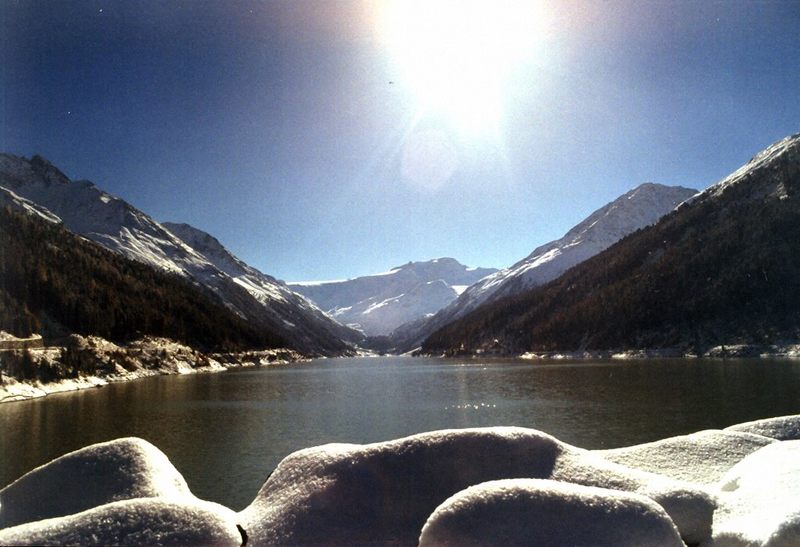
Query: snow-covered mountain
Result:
<box><xmin>289</xmin><ymin>258</ymin><xmax>497</xmax><ymax>336</ymax></box>
<box><xmin>394</xmin><ymin>183</ymin><xmax>698</xmax><ymax>350</ymax></box>
<box><xmin>421</xmin><ymin>133</ymin><xmax>800</xmax><ymax>355</ymax></box>
<box><xmin>0</xmin><ymin>154</ymin><xmax>360</xmax><ymax>355</ymax></box>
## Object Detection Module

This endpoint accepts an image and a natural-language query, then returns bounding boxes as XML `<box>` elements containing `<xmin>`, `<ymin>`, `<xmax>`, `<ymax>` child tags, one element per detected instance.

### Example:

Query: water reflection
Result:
<box><xmin>2</xmin><ymin>356</ymin><xmax>799</xmax><ymax>509</ymax></box>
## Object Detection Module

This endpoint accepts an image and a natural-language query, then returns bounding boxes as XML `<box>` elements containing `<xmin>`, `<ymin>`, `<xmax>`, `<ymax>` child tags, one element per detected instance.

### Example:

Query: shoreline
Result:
<box><xmin>0</xmin><ymin>335</ymin><xmax>304</xmax><ymax>404</ymax></box>
<box><xmin>420</xmin><ymin>343</ymin><xmax>800</xmax><ymax>360</ymax></box>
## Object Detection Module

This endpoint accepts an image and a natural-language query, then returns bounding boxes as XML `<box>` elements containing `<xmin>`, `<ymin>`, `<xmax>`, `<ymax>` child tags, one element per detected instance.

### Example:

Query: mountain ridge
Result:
<box><xmin>0</xmin><ymin>154</ymin><xmax>360</xmax><ymax>355</ymax></box>
<box><xmin>421</xmin><ymin>133</ymin><xmax>800</xmax><ymax>355</ymax></box>
<box><xmin>289</xmin><ymin>258</ymin><xmax>497</xmax><ymax>336</ymax></box>
<box><xmin>392</xmin><ymin>182</ymin><xmax>698</xmax><ymax>351</ymax></box>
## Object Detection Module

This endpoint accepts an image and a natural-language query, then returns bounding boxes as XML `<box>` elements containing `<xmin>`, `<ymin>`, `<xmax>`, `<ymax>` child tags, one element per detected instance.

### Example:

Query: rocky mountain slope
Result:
<box><xmin>289</xmin><ymin>258</ymin><xmax>496</xmax><ymax>336</ymax></box>
<box><xmin>0</xmin><ymin>154</ymin><xmax>360</xmax><ymax>355</ymax></box>
<box><xmin>0</xmin><ymin>205</ymin><xmax>284</xmax><ymax>352</ymax></box>
<box><xmin>422</xmin><ymin>134</ymin><xmax>800</xmax><ymax>355</ymax></box>
<box><xmin>394</xmin><ymin>183</ymin><xmax>697</xmax><ymax>351</ymax></box>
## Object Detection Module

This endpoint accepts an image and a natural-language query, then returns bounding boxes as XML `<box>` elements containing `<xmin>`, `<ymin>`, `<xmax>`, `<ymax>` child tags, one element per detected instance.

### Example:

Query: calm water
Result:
<box><xmin>2</xmin><ymin>356</ymin><xmax>800</xmax><ymax>509</ymax></box>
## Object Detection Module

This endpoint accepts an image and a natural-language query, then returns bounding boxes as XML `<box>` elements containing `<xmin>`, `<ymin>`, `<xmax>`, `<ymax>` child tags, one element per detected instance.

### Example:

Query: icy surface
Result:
<box><xmin>0</xmin><ymin>498</ymin><xmax>241</xmax><ymax>546</ymax></box>
<box><xmin>708</xmin><ymin>440</ymin><xmax>800</xmax><ymax>546</ymax></box>
<box><xmin>0</xmin><ymin>438</ymin><xmax>191</xmax><ymax>528</ymax></box>
<box><xmin>596</xmin><ymin>429</ymin><xmax>775</xmax><ymax>485</ymax></box>
<box><xmin>238</xmin><ymin>427</ymin><xmax>714</xmax><ymax>545</ymax></box>
<box><xmin>418</xmin><ymin>478</ymin><xmax>683</xmax><ymax>547</ymax></box>
<box><xmin>725</xmin><ymin>414</ymin><xmax>800</xmax><ymax>441</ymax></box>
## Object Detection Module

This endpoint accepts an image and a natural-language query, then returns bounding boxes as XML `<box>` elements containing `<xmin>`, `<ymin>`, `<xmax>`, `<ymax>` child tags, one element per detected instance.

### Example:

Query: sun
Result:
<box><xmin>381</xmin><ymin>0</ymin><xmax>550</xmax><ymax>134</ymax></box>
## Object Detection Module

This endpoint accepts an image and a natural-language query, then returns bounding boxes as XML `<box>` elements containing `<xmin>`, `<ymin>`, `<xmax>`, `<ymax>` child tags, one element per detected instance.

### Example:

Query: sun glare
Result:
<box><xmin>382</xmin><ymin>0</ymin><xmax>549</xmax><ymax>134</ymax></box>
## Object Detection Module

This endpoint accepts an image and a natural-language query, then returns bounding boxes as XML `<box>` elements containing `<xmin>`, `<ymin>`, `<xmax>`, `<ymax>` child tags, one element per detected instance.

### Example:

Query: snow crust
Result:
<box><xmin>596</xmin><ymin>429</ymin><xmax>775</xmax><ymax>485</ymax></box>
<box><xmin>0</xmin><ymin>438</ymin><xmax>191</xmax><ymax>528</ymax></box>
<box><xmin>0</xmin><ymin>498</ymin><xmax>241</xmax><ymax>546</ymax></box>
<box><xmin>238</xmin><ymin>427</ymin><xmax>714</xmax><ymax>545</ymax></box>
<box><xmin>418</xmin><ymin>478</ymin><xmax>683</xmax><ymax>547</ymax></box>
<box><xmin>708</xmin><ymin>440</ymin><xmax>800</xmax><ymax>546</ymax></box>
<box><xmin>724</xmin><ymin>414</ymin><xmax>800</xmax><ymax>441</ymax></box>
<box><xmin>3</xmin><ymin>416</ymin><xmax>799</xmax><ymax>545</ymax></box>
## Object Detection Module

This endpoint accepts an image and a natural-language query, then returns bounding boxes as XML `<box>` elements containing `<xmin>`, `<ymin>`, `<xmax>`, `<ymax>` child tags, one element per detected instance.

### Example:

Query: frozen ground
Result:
<box><xmin>1</xmin><ymin>416</ymin><xmax>798</xmax><ymax>546</ymax></box>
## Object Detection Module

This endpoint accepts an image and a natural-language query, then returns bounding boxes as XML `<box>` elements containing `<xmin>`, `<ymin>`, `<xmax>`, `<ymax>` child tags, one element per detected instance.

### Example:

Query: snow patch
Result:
<box><xmin>419</xmin><ymin>479</ymin><xmax>683</xmax><ymax>546</ymax></box>
<box><xmin>0</xmin><ymin>438</ymin><xmax>191</xmax><ymax>528</ymax></box>
<box><xmin>237</xmin><ymin>427</ymin><xmax>714</xmax><ymax>545</ymax></box>
<box><xmin>709</xmin><ymin>440</ymin><xmax>800</xmax><ymax>546</ymax></box>
<box><xmin>596</xmin><ymin>429</ymin><xmax>775</xmax><ymax>485</ymax></box>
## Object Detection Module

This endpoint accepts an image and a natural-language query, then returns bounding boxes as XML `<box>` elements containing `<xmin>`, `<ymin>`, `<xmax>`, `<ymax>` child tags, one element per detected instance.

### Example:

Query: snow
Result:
<box><xmin>0</xmin><ymin>186</ymin><xmax>62</xmax><ymax>224</ymax></box>
<box><xmin>708</xmin><ymin>440</ymin><xmax>800</xmax><ymax>546</ymax></box>
<box><xmin>0</xmin><ymin>498</ymin><xmax>242</xmax><ymax>546</ymax></box>
<box><xmin>2</xmin><ymin>416</ymin><xmax>799</xmax><ymax>544</ymax></box>
<box><xmin>700</xmin><ymin>133</ymin><xmax>800</xmax><ymax>200</ymax></box>
<box><xmin>400</xmin><ymin>183</ymin><xmax>698</xmax><ymax>349</ymax></box>
<box><xmin>418</xmin><ymin>479</ymin><xmax>683</xmax><ymax>546</ymax></box>
<box><xmin>0</xmin><ymin>438</ymin><xmax>191</xmax><ymax>528</ymax></box>
<box><xmin>724</xmin><ymin>414</ymin><xmax>800</xmax><ymax>440</ymax></box>
<box><xmin>237</xmin><ymin>427</ymin><xmax>714</xmax><ymax>545</ymax></box>
<box><xmin>596</xmin><ymin>429</ymin><xmax>776</xmax><ymax>485</ymax></box>
<box><xmin>0</xmin><ymin>154</ymin><xmax>355</xmax><ymax>355</ymax></box>
<box><xmin>290</xmin><ymin>258</ymin><xmax>498</xmax><ymax>336</ymax></box>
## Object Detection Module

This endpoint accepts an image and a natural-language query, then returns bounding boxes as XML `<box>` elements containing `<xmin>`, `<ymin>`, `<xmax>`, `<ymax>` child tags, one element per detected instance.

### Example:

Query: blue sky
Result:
<box><xmin>3</xmin><ymin>1</ymin><xmax>799</xmax><ymax>281</ymax></box>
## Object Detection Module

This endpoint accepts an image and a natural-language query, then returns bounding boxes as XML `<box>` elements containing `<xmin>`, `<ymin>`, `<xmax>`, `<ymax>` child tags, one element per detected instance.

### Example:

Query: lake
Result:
<box><xmin>2</xmin><ymin>356</ymin><xmax>800</xmax><ymax>510</ymax></box>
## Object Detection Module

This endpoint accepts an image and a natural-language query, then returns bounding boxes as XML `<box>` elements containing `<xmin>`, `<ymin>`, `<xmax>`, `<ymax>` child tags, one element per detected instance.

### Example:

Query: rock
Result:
<box><xmin>596</xmin><ymin>429</ymin><xmax>775</xmax><ymax>484</ymax></box>
<box><xmin>418</xmin><ymin>478</ymin><xmax>683</xmax><ymax>547</ymax></box>
<box><xmin>0</xmin><ymin>498</ymin><xmax>242</xmax><ymax>546</ymax></box>
<box><xmin>0</xmin><ymin>438</ymin><xmax>191</xmax><ymax>528</ymax></box>
<box><xmin>238</xmin><ymin>427</ymin><xmax>714</xmax><ymax>545</ymax></box>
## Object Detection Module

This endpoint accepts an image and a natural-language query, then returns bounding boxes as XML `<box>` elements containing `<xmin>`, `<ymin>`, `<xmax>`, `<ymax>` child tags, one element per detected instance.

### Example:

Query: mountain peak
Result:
<box><xmin>0</xmin><ymin>153</ymin><xmax>70</xmax><ymax>188</ymax></box>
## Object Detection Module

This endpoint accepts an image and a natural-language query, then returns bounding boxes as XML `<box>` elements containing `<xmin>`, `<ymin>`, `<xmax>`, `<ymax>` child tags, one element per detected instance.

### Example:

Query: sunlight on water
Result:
<box><xmin>2</xmin><ymin>356</ymin><xmax>800</xmax><ymax>509</ymax></box>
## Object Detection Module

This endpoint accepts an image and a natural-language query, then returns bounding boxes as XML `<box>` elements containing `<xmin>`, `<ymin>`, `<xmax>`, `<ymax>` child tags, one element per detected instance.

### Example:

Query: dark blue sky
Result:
<box><xmin>3</xmin><ymin>1</ymin><xmax>799</xmax><ymax>281</ymax></box>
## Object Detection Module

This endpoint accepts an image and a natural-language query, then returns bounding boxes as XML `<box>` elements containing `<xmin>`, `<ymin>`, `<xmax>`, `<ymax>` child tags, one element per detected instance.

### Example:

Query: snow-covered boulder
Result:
<box><xmin>0</xmin><ymin>498</ymin><xmax>242</xmax><ymax>546</ymax></box>
<box><xmin>0</xmin><ymin>438</ymin><xmax>191</xmax><ymax>528</ymax></box>
<box><xmin>707</xmin><ymin>440</ymin><xmax>800</xmax><ymax>546</ymax></box>
<box><xmin>418</xmin><ymin>478</ymin><xmax>684</xmax><ymax>547</ymax></box>
<box><xmin>724</xmin><ymin>414</ymin><xmax>800</xmax><ymax>441</ymax></box>
<box><xmin>596</xmin><ymin>429</ymin><xmax>775</xmax><ymax>485</ymax></box>
<box><xmin>238</xmin><ymin>427</ymin><xmax>714</xmax><ymax>545</ymax></box>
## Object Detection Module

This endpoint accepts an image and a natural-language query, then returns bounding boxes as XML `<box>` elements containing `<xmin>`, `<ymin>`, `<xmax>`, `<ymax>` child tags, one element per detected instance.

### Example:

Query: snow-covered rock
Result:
<box><xmin>596</xmin><ymin>429</ymin><xmax>775</xmax><ymax>485</ymax></box>
<box><xmin>695</xmin><ymin>133</ymin><xmax>800</xmax><ymax>202</ymax></box>
<box><xmin>0</xmin><ymin>438</ymin><xmax>191</xmax><ymax>529</ymax></box>
<box><xmin>708</xmin><ymin>440</ymin><xmax>800</xmax><ymax>546</ymax></box>
<box><xmin>0</xmin><ymin>498</ymin><xmax>242</xmax><ymax>546</ymax></box>
<box><xmin>238</xmin><ymin>427</ymin><xmax>714</xmax><ymax>545</ymax></box>
<box><xmin>290</xmin><ymin>258</ymin><xmax>497</xmax><ymax>336</ymax></box>
<box><xmin>724</xmin><ymin>414</ymin><xmax>800</xmax><ymax>441</ymax></box>
<box><xmin>418</xmin><ymin>478</ymin><xmax>683</xmax><ymax>547</ymax></box>
<box><xmin>0</xmin><ymin>153</ymin><xmax>358</xmax><ymax>355</ymax></box>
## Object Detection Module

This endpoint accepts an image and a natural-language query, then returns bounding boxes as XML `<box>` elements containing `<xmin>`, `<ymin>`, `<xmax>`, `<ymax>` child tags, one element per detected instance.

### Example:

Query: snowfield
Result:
<box><xmin>0</xmin><ymin>417</ymin><xmax>798</xmax><ymax>546</ymax></box>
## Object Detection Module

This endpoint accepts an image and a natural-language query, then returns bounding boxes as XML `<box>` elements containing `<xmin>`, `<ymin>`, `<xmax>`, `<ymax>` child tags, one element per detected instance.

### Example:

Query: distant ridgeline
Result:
<box><xmin>423</xmin><ymin>134</ymin><xmax>800</xmax><ymax>355</ymax></box>
<box><xmin>0</xmin><ymin>206</ymin><xmax>285</xmax><ymax>352</ymax></box>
